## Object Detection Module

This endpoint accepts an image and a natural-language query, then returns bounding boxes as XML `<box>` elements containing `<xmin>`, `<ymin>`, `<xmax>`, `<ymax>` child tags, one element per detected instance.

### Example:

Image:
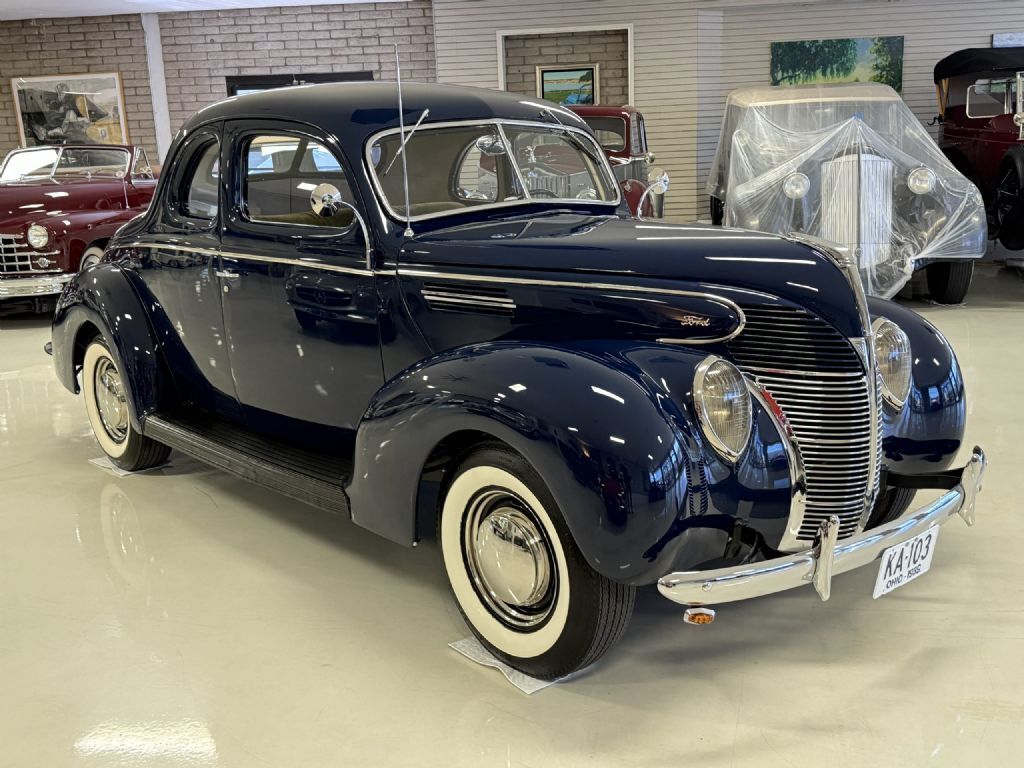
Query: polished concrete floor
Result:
<box><xmin>1</xmin><ymin>264</ymin><xmax>1022</xmax><ymax>767</ymax></box>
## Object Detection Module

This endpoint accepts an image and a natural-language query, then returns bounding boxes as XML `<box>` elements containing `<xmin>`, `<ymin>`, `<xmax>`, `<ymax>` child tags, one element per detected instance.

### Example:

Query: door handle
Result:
<box><xmin>215</xmin><ymin>269</ymin><xmax>240</xmax><ymax>279</ymax></box>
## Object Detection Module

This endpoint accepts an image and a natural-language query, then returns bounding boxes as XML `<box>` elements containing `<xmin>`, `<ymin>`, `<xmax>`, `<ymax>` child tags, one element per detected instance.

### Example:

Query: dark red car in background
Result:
<box><xmin>568</xmin><ymin>105</ymin><xmax>663</xmax><ymax>217</ymax></box>
<box><xmin>935</xmin><ymin>47</ymin><xmax>1024</xmax><ymax>250</ymax></box>
<box><xmin>0</xmin><ymin>144</ymin><xmax>156</xmax><ymax>314</ymax></box>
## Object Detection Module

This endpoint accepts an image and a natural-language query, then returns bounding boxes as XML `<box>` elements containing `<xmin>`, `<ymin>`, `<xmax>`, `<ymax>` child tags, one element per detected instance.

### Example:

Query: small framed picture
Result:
<box><xmin>536</xmin><ymin>64</ymin><xmax>599</xmax><ymax>105</ymax></box>
<box><xmin>10</xmin><ymin>72</ymin><xmax>129</xmax><ymax>147</ymax></box>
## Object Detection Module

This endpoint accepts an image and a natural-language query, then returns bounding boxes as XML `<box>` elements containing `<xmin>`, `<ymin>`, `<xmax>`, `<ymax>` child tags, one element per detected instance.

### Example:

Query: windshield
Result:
<box><xmin>0</xmin><ymin>146</ymin><xmax>130</xmax><ymax>181</ymax></box>
<box><xmin>368</xmin><ymin>121</ymin><xmax>618</xmax><ymax>221</ymax></box>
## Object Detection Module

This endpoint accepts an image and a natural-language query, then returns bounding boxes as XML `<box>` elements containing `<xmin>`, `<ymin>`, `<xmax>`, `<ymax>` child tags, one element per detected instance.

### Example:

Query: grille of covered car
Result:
<box><xmin>0</xmin><ymin>234</ymin><xmax>61</xmax><ymax>274</ymax></box>
<box><xmin>728</xmin><ymin>305</ymin><xmax>878</xmax><ymax>541</ymax></box>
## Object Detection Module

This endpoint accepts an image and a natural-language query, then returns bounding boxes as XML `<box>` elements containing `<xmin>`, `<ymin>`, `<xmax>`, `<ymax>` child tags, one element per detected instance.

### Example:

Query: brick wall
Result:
<box><xmin>159</xmin><ymin>0</ymin><xmax>436</xmax><ymax>136</ymax></box>
<box><xmin>0</xmin><ymin>14</ymin><xmax>156</xmax><ymax>158</ymax></box>
<box><xmin>504</xmin><ymin>29</ymin><xmax>628</xmax><ymax>105</ymax></box>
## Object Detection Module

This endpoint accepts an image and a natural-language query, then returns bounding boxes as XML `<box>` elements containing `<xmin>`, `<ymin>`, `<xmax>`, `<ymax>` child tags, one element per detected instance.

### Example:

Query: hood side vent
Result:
<box><xmin>421</xmin><ymin>281</ymin><xmax>515</xmax><ymax>316</ymax></box>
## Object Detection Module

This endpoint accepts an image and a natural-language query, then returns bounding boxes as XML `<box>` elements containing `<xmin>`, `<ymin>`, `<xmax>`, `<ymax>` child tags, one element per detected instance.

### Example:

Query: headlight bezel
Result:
<box><xmin>872</xmin><ymin>317</ymin><xmax>913</xmax><ymax>409</ymax></box>
<box><xmin>26</xmin><ymin>223</ymin><xmax>49</xmax><ymax>250</ymax></box>
<box><xmin>693</xmin><ymin>355</ymin><xmax>752</xmax><ymax>462</ymax></box>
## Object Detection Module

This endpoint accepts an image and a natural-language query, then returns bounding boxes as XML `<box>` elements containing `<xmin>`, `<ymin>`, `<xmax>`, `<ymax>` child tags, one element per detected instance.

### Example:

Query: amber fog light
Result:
<box><xmin>27</xmin><ymin>224</ymin><xmax>49</xmax><ymax>249</ymax></box>
<box><xmin>693</xmin><ymin>356</ymin><xmax>751</xmax><ymax>461</ymax></box>
<box><xmin>873</xmin><ymin>318</ymin><xmax>912</xmax><ymax>408</ymax></box>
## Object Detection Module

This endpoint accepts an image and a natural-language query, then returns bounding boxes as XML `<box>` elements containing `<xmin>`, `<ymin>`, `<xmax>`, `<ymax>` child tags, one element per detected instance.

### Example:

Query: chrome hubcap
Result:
<box><xmin>94</xmin><ymin>357</ymin><xmax>128</xmax><ymax>443</ymax></box>
<box><xmin>464</xmin><ymin>489</ymin><xmax>555</xmax><ymax>629</ymax></box>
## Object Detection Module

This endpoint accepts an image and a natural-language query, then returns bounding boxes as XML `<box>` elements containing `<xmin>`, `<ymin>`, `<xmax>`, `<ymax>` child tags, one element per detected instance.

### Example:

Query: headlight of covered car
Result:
<box><xmin>27</xmin><ymin>224</ymin><xmax>49</xmax><ymax>249</ymax></box>
<box><xmin>694</xmin><ymin>356</ymin><xmax>751</xmax><ymax>461</ymax></box>
<box><xmin>873</xmin><ymin>318</ymin><xmax>912</xmax><ymax>407</ymax></box>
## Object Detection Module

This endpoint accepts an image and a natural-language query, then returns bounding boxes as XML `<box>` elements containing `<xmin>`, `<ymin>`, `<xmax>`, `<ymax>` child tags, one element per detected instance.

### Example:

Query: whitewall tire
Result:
<box><xmin>80</xmin><ymin>245</ymin><xmax>105</xmax><ymax>271</ymax></box>
<box><xmin>81</xmin><ymin>339</ymin><xmax>170</xmax><ymax>471</ymax></box>
<box><xmin>440</xmin><ymin>443</ymin><xmax>635</xmax><ymax>679</ymax></box>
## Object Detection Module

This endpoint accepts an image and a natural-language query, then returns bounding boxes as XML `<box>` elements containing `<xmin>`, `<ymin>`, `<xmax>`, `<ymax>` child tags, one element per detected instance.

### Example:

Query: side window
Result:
<box><xmin>242</xmin><ymin>133</ymin><xmax>353</xmax><ymax>228</ymax></box>
<box><xmin>132</xmin><ymin>148</ymin><xmax>154</xmax><ymax>178</ymax></box>
<box><xmin>180</xmin><ymin>141</ymin><xmax>220</xmax><ymax>219</ymax></box>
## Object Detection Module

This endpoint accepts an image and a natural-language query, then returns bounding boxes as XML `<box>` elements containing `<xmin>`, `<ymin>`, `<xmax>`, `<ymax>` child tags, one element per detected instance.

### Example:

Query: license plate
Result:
<box><xmin>873</xmin><ymin>526</ymin><xmax>940</xmax><ymax>599</ymax></box>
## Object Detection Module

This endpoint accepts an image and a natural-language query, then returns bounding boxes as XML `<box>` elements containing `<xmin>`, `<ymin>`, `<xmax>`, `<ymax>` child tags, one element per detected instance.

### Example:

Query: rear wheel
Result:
<box><xmin>926</xmin><ymin>260</ymin><xmax>974</xmax><ymax>304</ymax></box>
<box><xmin>82</xmin><ymin>339</ymin><xmax>170</xmax><ymax>471</ymax></box>
<box><xmin>439</xmin><ymin>444</ymin><xmax>634</xmax><ymax>680</ymax></box>
<box><xmin>996</xmin><ymin>150</ymin><xmax>1024</xmax><ymax>249</ymax></box>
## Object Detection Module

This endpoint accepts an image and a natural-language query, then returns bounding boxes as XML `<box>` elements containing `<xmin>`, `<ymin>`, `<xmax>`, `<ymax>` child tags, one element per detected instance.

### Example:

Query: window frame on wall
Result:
<box><xmin>225</xmin><ymin>72</ymin><xmax>373</xmax><ymax>97</ymax></box>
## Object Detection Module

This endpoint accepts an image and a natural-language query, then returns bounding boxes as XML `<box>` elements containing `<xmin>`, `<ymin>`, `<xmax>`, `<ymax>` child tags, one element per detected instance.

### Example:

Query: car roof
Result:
<box><xmin>725</xmin><ymin>82</ymin><xmax>901</xmax><ymax>107</ymax></box>
<box><xmin>183</xmin><ymin>81</ymin><xmax>590</xmax><ymax>137</ymax></box>
<box><xmin>568</xmin><ymin>105</ymin><xmax>639</xmax><ymax>119</ymax></box>
<box><xmin>934</xmin><ymin>47</ymin><xmax>1024</xmax><ymax>82</ymax></box>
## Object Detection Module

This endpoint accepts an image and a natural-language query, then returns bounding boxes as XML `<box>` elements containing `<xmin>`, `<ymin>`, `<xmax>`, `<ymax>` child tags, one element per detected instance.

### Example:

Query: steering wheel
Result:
<box><xmin>529</xmin><ymin>188</ymin><xmax>558</xmax><ymax>198</ymax></box>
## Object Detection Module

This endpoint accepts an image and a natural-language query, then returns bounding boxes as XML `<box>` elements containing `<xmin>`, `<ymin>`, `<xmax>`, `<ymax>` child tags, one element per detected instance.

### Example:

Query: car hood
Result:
<box><xmin>0</xmin><ymin>177</ymin><xmax>127</xmax><ymax>221</ymax></box>
<box><xmin>402</xmin><ymin>213</ymin><xmax>866</xmax><ymax>337</ymax></box>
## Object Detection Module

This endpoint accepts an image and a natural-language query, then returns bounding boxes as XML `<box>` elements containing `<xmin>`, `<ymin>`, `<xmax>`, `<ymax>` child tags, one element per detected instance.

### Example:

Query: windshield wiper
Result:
<box><xmin>382</xmin><ymin>108</ymin><xmax>430</xmax><ymax>177</ymax></box>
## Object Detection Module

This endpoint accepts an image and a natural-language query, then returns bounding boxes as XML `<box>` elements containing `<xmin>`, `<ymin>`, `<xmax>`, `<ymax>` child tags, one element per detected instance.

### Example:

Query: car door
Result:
<box><xmin>219</xmin><ymin>120</ymin><xmax>383</xmax><ymax>435</ymax></box>
<box><xmin>131</xmin><ymin>125</ymin><xmax>239</xmax><ymax>417</ymax></box>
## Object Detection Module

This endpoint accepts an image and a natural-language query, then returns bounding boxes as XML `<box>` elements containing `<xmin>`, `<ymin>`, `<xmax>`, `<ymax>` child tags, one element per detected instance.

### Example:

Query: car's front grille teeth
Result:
<box><xmin>729</xmin><ymin>305</ymin><xmax>875</xmax><ymax>541</ymax></box>
<box><xmin>0</xmin><ymin>233</ymin><xmax>60</xmax><ymax>274</ymax></box>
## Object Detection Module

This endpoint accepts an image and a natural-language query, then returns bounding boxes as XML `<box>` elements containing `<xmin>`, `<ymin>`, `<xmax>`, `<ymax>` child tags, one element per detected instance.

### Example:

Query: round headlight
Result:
<box><xmin>694</xmin><ymin>357</ymin><xmax>752</xmax><ymax>461</ymax></box>
<box><xmin>27</xmin><ymin>224</ymin><xmax>49</xmax><ymax>249</ymax></box>
<box><xmin>783</xmin><ymin>172</ymin><xmax>810</xmax><ymax>199</ymax></box>
<box><xmin>907</xmin><ymin>167</ymin><xmax>936</xmax><ymax>195</ymax></box>
<box><xmin>873</xmin><ymin>318</ymin><xmax>912</xmax><ymax>408</ymax></box>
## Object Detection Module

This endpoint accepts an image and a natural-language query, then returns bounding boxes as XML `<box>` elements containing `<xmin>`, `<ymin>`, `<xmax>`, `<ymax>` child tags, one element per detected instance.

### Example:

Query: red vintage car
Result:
<box><xmin>934</xmin><ymin>47</ymin><xmax>1024</xmax><ymax>249</ymax></box>
<box><xmin>568</xmin><ymin>105</ymin><xmax>662</xmax><ymax>217</ymax></box>
<box><xmin>0</xmin><ymin>144</ymin><xmax>157</xmax><ymax>314</ymax></box>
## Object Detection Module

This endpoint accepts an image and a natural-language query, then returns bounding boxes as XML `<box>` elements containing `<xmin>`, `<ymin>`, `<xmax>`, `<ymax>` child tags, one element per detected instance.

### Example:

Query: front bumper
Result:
<box><xmin>0</xmin><ymin>273</ymin><xmax>73</xmax><ymax>298</ymax></box>
<box><xmin>658</xmin><ymin>446</ymin><xmax>987</xmax><ymax>606</ymax></box>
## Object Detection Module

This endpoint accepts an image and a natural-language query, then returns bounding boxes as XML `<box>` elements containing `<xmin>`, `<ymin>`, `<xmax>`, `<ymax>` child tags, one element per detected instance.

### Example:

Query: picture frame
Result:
<box><xmin>10</xmin><ymin>71</ymin><xmax>128</xmax><ymax>147</ymax></box>
<box><xmin>770</xmin><ymin>37</ymin><xmax>905</xmax><ymax>92</ymax></box>
<box><xmin>536</xmin><ymin>64</ymin><xmax>600</xmax><ymax>105</ymax></box>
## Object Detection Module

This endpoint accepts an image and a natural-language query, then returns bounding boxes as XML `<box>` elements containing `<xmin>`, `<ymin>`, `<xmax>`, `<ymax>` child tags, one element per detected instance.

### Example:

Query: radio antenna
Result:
<box><xmin>395</xmin><ymin>45</ymin><xmax>414</xmax><ymax>238</ymax></box>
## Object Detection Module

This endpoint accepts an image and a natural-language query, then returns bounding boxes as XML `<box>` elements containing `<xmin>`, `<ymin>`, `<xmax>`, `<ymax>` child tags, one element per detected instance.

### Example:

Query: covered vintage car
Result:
<box><xmin>50</xmin><ymin>82</ymin><xmax>985</xmax><ymax>680</ymax></box>
<box><xmin>934</xmin><ymin>47</ymin><xmax>1024</xmax><ymax>251</ymax></box>
<box><xmin>0</xmin><ymin>144</ymin><xmax>156</xmax><ymax>314</ymax></box>
<box><xmin>708</xmin><ymin>83</ymin><xmax>986</xmax><ymax>303</ymax></box>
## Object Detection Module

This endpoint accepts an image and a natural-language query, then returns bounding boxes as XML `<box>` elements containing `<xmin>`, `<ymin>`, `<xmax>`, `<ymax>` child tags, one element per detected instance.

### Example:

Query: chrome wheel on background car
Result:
<box><xmin>80</xmin><ymin>245</ymin><xmax>105</xmax><ymax>271</ymax></box>
<box><xmin>439</xmin><ymin>444</ymin><xmax>635</xmax><ymax>680</ymax></box>
<box><xmin>82</xmin><ymin>339</ymin><xmax>171</xmax><ymax>471</ymax></box>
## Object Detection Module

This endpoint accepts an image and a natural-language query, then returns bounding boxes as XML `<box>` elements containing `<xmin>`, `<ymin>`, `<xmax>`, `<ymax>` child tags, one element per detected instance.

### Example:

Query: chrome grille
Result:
<box><xmin>729</xmin><ymin>305</ymin><xmax>875</xmax><ymax>541</ymax></box>
<box><xmin>0</xmin><ymin>234</ymin><xmax>61</xmax><ymax>274</ymax></box>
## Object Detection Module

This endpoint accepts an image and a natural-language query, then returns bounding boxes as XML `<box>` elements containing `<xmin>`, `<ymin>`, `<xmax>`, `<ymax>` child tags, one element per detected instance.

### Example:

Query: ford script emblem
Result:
<box><xmin>678</xmin><ymin>315</ymin><xmax>711</xmax><ymax>327</ymax></box>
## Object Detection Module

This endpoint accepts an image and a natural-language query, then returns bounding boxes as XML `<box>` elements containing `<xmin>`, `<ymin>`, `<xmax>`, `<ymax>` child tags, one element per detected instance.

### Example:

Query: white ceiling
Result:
<box><xmin>0</xmin><ymin>0</ymin><xmax>406</xmax><ymax>21</ymax></box>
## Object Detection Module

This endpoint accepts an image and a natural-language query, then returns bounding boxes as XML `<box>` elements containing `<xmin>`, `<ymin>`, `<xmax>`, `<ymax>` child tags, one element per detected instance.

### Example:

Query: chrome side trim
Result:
<box><xmin>124</xmin><ymin>242</ymin><xmax>374</xmax><ymax>277</ymax></box>
<box><xmin>0</xmin><ymin>272</ymin><xmax>73</xmax><ymax>297</ymax></box>
<box><xmin>657</xmin><ymin>446</ymin><xmax>986</xmax><ymax>606</ymax></box>
<box><xmin>400</xmin><ymin>266</ymin><xmax>748</xmax><ymax>344</ymax></box>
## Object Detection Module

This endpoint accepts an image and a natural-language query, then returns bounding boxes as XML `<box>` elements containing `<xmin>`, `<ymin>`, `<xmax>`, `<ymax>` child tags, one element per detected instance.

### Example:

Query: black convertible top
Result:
<box><xmin>934</xmin><ymin>47</ymin><xmax>1024</xmax><ymax>82</ymax></box>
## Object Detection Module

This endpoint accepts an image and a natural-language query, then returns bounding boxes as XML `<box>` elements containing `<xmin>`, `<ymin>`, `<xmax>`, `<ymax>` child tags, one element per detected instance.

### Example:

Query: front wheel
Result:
<box><xmin>439</xmin><ymin>444</ymin><xmax>635</xmax><ymax>680</ymax></box>
<box><xmin>926</xmin><ymin>260</ymin><xmax>974</xmax><ymax>304</ymax></box>
<box><xmin>79</xmin><ymin>245</ymin><xmax>105</xmax><ymax>271</ymax></box>
<box><xmin>82</xmin><ymin>339</ymin><xmax>170</xmax><ymax>471</ymax></box>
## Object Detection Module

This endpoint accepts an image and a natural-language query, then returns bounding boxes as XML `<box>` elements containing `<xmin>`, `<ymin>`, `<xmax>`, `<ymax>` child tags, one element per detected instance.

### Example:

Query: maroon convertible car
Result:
<box><xmin>0</xmin><ymin>144</ymin><xmax>156</xmax><ymax>314</ymax></box>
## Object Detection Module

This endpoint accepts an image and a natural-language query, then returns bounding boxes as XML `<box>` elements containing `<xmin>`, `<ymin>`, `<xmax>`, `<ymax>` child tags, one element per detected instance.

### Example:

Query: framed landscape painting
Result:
<box><xmin>537</xmin><ymin>65</ymin><xmax>599</xmax><ymax>105</ymax></box>
<box><xmin>770</xmin><ymin>36</ymin><xmax>905</xmax><ymax>92</ymax></box>
<box><xmin>11</xmin><ymin>72</ymin><xmax>128</xmax><ymax>147</ymax></box>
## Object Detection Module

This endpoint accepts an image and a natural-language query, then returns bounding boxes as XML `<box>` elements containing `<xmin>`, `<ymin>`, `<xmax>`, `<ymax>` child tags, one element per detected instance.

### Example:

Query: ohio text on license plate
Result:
<box><xmin>872</xmin><ymin>526</ymin><xmax>939</xmax><ymax>599</ymax></box>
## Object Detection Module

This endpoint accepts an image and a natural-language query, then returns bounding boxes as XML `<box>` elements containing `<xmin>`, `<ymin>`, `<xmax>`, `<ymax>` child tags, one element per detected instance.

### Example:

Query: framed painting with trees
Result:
<box><xmin>536</xmin><ymin>65</ymin><xmax>599</xmax><ymax>105</ymax></box>
<box><xmin>770</xmin><ymin>36</ymin><xmax>904</xmax><ymax>92</ymax></box>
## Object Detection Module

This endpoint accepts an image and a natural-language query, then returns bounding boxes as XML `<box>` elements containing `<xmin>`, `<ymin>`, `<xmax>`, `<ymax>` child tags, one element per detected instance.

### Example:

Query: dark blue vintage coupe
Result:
<box><xmin>50</xmin><ymin>82</ymin><xmax>986</xmax><ymax>680</ymax></box>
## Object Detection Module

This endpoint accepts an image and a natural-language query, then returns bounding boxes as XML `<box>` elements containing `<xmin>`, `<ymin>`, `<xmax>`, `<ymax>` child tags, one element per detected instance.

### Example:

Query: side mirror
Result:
<box><xmin>635</xmin><ymin>170</ymin><xmax>669</xmax><ymax>219</ymax></box>
<box><xmin>309</xmin><ymin>182</ymin><xmax>374</xmax><ymax>270</ymax></box>
<box><xmin>475</xmin><ymin>134</ymin><xmax>508</xmax><ymax>157</ymax></box>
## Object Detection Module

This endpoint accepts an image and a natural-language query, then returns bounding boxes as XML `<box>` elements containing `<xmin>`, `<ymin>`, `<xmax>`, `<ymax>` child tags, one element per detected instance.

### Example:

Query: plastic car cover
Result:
<box><xmin>707</xmin><ymin>83</ymin><xmax>986</xmax><ymax>298</ymax></box>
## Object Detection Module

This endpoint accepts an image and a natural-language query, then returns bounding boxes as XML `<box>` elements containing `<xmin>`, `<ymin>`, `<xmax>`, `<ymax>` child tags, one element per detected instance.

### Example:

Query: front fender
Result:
<box><xmin>49</xmin><ymin>209</ymin><xmax>143</xmax><ymax>270</ymax></box>
<box><xmin>51</xmin><ymin>263</ymin><xmax>163</xmax><ymax>429</ymax></box>
<box><xmin>348</xmin><ymin>340</ymin><xmax>792</xmax><ymax>585</ymax></box>
<box><xmin>869</xmin><ymin>298</ymin><xmax>966</xmax><ymax>472</ymax></box>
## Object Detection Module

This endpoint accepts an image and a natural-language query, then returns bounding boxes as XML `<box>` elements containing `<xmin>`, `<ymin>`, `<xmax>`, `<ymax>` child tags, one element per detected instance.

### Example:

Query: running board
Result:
<box><xmin>142</xmin><ymin>413</ymin><xmax>351</xmax><ymax>516</ymax></box>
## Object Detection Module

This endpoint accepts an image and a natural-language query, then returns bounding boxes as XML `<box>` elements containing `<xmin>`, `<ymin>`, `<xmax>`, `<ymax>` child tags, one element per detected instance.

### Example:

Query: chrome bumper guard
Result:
<box><xmin>658</xmin><ymin>446</ymin><xmax>987</xmax><ymax>606</ymax></box>
<box><xmin>0</xmin><ymin>273</ymin><xmax>73</xmax><ymax>298</ymax></box>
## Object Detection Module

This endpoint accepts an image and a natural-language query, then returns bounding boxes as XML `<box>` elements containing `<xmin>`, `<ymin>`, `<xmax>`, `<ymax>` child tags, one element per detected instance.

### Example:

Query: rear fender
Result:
<box><xmin>349</xmin><ymin>340</ymin><xmax>792</xmax><ymax>584</ymax></box>
<box><xmin>51</xmin><ymin>263</ymin><xmax>162</xmax><ymax>429</ymax></box>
